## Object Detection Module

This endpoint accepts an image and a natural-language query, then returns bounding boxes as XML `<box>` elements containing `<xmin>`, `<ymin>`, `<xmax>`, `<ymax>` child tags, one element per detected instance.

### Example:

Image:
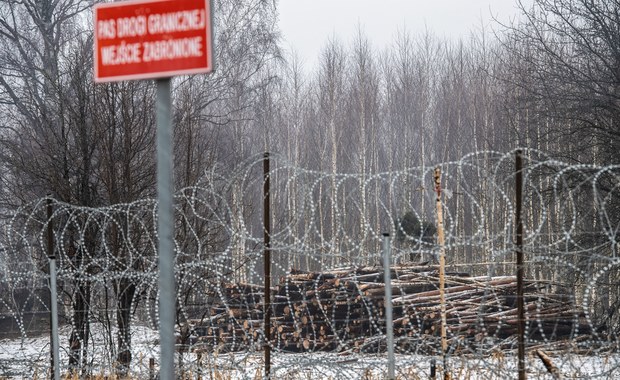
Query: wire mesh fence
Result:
<box><xmin>1</xmin><ymin>149</ymin><xmax>619</xmax><ymax>379</ymax></box>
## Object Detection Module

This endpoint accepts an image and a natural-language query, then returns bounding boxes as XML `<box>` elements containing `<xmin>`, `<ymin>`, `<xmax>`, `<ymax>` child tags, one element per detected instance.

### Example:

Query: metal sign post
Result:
<box><xmin>156</xmin><ymin>77</ymin><xmax>175</xmax><ymax>380</ymax></box>
<box><xmin>93</xmin><ymin>1</ymin><xmax>214</xmax><ymax>378</ymax></box>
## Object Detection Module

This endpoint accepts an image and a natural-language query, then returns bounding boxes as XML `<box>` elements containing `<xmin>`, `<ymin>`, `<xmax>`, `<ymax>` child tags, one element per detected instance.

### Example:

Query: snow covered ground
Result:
<box><xmin>0</xmin><ymin>324</ymin><xmax>159</xmax><ymax>379</ymax></box>
<box><xmin>1</xmin><ymin>324</ymin><xmax>619</xmax><ymax>379</ymax></box>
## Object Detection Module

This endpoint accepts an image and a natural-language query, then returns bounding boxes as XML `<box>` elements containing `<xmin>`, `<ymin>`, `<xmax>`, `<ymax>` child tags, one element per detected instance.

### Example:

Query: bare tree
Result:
<box><xmin>500</xmin><ymin>0</ymin><xmax>620</xmax><ymax>333</ymax></box>
<box><xmin>316</xmin><ymin>37</ymin><xmax>347</xmax><ymax>267</ymax></box>
<box><xmin>0</xmin><ymin>0</ymin><xmax>101</xmax><ymax>372</ymax></box>
<box><xmin>1</xmin><ymin>0</ymin><xmax>282</xmax><ymax>373</ymax></box>
<box><xmin>345</xmin><ymin>28</ymin><xmax>382</xmax><ymax>262</ymax></box>
<box><xmin>501</xmin><ymin>0</ymin><xmax>620</xmax><ymax>163</ymax></box>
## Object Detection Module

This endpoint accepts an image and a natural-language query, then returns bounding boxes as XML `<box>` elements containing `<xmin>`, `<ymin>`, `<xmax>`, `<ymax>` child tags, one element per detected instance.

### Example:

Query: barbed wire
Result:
<box><xmin>1</xmin><ymin>148</ymin><xmax>619</xmax><ymax>379</ymax></box>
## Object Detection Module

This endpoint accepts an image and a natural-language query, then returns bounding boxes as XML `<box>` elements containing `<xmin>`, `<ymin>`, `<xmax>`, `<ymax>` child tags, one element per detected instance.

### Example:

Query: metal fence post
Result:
<box><xmin>383</xmin><ymin>233</ymin><xmax>395</xmax><ymax>380</ymax></box>
<box><xmin>516</xmin><ymin>150</ymin><xmax>526</xmax><ymax>380</ymax></box>
<box><xmin>48</xmin><ymin>256</ymin><xmax>60</xmax><ymax>380</ymax></box>
<box><xmin>47</xmin><ymin>197</ymin><xmax>60</xmax><ymax>380</ymax></box>
<box><xmin>156</xmin><ymin>77</ymin><xmax>175</xmax><ymax>380</ymax></box>
<box><xmin>263</xmin><ymin>152</ymin><xmax>271</xmax><ymax>379</ymax></box>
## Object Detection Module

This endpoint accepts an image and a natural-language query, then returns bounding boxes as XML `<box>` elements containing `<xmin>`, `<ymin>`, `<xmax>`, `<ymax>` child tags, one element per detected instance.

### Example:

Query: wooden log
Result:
<box><xmin>191</xmin><ymin>263</ymin><xmax>591</xmax><ymax>354</ymax></box>
<box><xmin>243</xmin><ymin>319</ymin><xmax>262</xmax><ymax>330</ymax></box>
<box><xmin>536</xmin><ymin>350</ymin><xmax>561</xmax><ymax>379</ymax></box>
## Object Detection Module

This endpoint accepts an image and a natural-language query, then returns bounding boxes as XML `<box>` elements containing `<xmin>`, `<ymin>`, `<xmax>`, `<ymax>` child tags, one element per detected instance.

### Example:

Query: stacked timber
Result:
<box><xmin>183</xmin><ymin>282</ymin><xmax>266</xmax><ymax>353</ymax></box>
<box><xmin>182</xmin><ymin>264</ymin><xmax>591</xmax><ymax>354</ymax></box>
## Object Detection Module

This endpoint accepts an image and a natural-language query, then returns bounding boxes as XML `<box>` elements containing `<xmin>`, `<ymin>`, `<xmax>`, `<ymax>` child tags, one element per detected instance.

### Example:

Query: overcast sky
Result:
<box><xmin>278</xmin><ymin>0</ymin><xmax>527</xmax><ymax>69</ymax></box>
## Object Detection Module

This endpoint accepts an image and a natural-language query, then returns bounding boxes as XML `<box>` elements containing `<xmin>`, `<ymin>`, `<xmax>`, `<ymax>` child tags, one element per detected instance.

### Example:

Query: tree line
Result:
<box><xmin>1</xmin><ymin>0</ymin><xmax>619</xmax><ymax>375</ymax></box>
<box><xmin>2</xmin><ymin>0</ymin><xmax>618</xmax><ymax>210</ymax></box>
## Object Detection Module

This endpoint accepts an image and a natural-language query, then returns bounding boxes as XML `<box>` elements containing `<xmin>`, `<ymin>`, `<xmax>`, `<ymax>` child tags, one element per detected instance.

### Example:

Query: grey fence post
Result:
<box><xmin>156</xmin><ymin>77</ymin><xmax>175</xmax><ymax>380</ymax></box>
<box><xmin>49</xmin><ymin>256</ymin><xmax>60</xmax><ymax>380</ymax></box>
<box><xmin>47</xmin><ymin>197</ymin><xmax>60</xmax><ymax>380</ymax></box>
<box><xmin>383</xmin><ymin>233</ymin><xmax>395</xmax><ymax>379</ymax></box>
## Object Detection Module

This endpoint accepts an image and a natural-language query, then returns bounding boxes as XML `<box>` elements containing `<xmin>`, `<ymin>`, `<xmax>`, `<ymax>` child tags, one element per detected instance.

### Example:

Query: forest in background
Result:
<box><xmin>1</xmin><ymin>0</ymin><xmax>618</xmax><ymax>211</ymax></box>
<box><xmin>0</xmin><ymin>0</ymin><xmax>619</xmax><ymax>375</ymax></box>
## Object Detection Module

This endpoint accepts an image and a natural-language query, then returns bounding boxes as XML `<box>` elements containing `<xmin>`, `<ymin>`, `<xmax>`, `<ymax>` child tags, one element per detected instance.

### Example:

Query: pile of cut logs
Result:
<box><xmin>182</xmin><ymin>264</ymin><xmax>590</xmax><ymax>354</ymax></box>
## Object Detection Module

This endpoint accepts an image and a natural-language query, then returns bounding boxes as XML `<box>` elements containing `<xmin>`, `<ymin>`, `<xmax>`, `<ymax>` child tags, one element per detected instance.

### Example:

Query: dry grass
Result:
<box><xmin>19</xmin><ymin>350</ymin><xmax>619</xmax><ymax>379</ymax></box>
<box><xmin>22</xmin><ymin>357</ymin><xmax>480</xmax><ymax>380</ymax></box>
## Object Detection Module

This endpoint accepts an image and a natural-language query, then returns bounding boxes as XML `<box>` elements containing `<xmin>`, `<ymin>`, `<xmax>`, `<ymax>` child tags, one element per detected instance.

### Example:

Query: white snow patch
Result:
<box><xmin>1</xmin><ymin>326</ymin><xmax>619</xmax><ymax>379</ymax></box>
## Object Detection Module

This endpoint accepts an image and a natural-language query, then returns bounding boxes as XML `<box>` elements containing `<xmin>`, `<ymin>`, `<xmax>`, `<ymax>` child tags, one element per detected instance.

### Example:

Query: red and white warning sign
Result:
<box><xmin>94</xmin><ymin>0</ymin><xmax>213</xmax><ymax>82</ymax></box>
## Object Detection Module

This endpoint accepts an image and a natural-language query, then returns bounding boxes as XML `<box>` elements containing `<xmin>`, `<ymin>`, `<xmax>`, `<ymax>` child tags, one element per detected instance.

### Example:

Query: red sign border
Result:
<box><xmin>94</xmin><ymin>0</ymin><xmax>214</xmax><ymax>82</ymax></box>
